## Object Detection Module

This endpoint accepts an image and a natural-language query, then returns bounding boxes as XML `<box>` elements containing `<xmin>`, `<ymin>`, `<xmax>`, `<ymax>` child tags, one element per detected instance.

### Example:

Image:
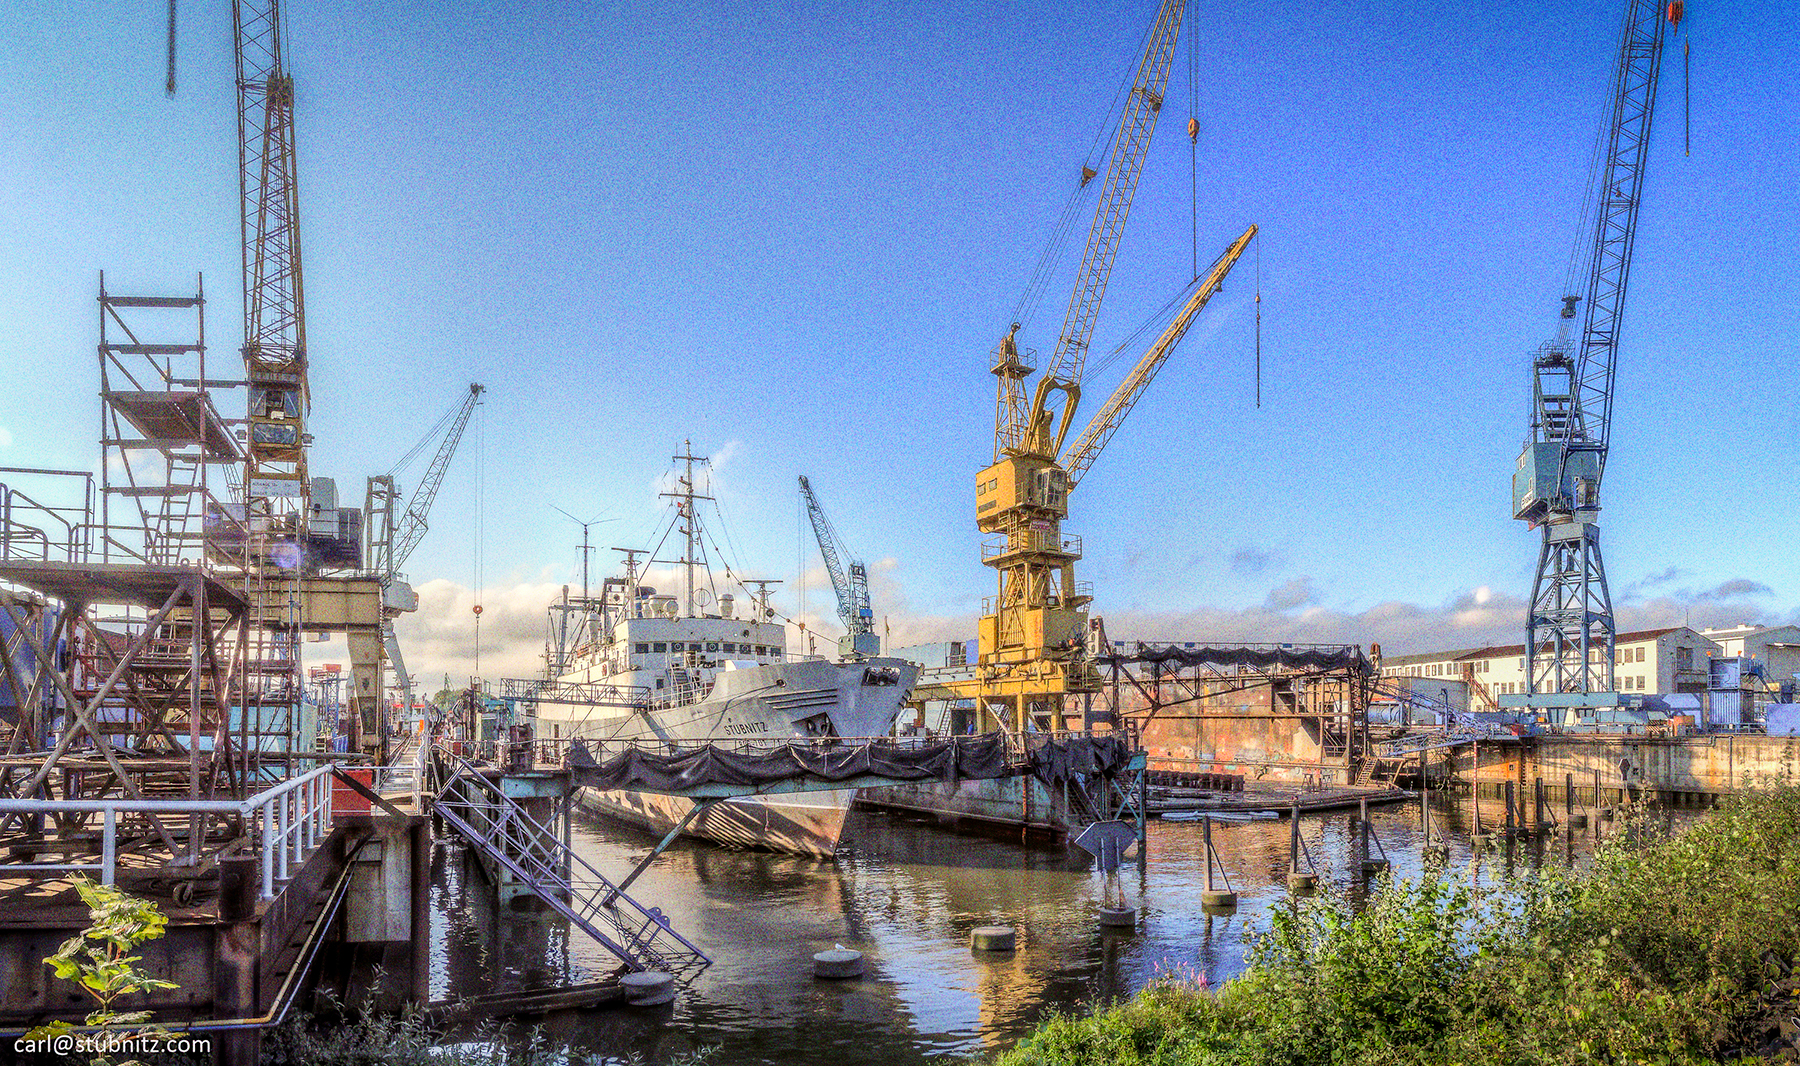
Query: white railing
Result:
<box><xmin>0</xmin><ymin>763</ymin><xmax>336</xmax><ymax>900</ymax></box>
<box><xmin>372</xmin><ymin>731</ymin><xmax>432</xmax><ymax>806</ymax></box>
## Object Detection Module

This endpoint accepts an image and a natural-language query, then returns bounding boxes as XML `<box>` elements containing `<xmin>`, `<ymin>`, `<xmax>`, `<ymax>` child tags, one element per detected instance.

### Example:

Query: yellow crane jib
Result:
<box><xmin>991</xmin><ymin>0</ymin><xmax>1188</xmax><ymax>459</ymax></box>
<box><xmin>1060</xmin><ymin>223</ymin><xmax>1257</xmax><ymax>488</ymax></box>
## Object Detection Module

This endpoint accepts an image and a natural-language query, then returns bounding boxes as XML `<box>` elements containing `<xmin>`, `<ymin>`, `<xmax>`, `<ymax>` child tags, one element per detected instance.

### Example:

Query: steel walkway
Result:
<box><xmin>433</xmin><ymin>748</ymin><xmax>709</xmax><ymax>976</ymax></box>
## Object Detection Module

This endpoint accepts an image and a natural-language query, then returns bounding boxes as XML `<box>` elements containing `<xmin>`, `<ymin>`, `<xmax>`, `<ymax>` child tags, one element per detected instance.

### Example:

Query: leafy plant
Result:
<box><xmin>26</xmin><ymin>877</ymin><xmax>180</xmax><ymax>1066</ymax></box>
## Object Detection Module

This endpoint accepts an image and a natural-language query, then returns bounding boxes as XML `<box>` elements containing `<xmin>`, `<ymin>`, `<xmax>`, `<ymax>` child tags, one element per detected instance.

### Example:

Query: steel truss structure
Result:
<box><xmin>1092</xmin><ymin>642</ymin><xmax>1376</xmax><ymax>777</ymax></box>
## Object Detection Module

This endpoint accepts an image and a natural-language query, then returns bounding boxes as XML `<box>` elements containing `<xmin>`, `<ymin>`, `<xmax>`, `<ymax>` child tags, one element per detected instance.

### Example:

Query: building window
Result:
<box><xmin>1636</xmin><ymin>647</ymin><xmax>1645</xmax><ymax>663</ymax></box>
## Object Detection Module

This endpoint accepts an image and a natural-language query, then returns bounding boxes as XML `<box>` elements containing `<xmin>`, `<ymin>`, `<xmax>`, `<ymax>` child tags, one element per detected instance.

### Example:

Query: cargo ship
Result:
<box><xmin>529</xmin><ymin>445</ymin><xmax>916</xmax><ymax>856</ymax></box>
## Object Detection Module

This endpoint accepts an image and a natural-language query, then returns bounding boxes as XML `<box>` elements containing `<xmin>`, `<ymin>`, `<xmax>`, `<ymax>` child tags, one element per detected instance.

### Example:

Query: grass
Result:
<box><xmin>995</xmin><ymin>783</ymin><xmax>1800</xmax><ymax>1066</ymax></box>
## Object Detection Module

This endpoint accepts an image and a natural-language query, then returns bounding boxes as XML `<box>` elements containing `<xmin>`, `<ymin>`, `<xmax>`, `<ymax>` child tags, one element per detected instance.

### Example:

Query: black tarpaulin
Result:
<box><xmin>564</xmin><ymin>732</ymin><xmax>1131</xmax><ymax>794</ymax></box>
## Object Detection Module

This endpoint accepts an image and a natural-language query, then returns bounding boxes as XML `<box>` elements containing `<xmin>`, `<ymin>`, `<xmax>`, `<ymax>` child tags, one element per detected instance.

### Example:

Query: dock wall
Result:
<box><xmin>1139</xmin><ymin>711</ymin><xmax>1344</xmax><ymax>786</ymax></box>
<box><xmin>858</xmin><ymin>777</ymin><xmax>1073</xmax><ymax>845</ymax></box>
<box><xmin>1451</xmin><ymin>733</ymin><xmax>1800</xmax><ymax>805</ymax></box>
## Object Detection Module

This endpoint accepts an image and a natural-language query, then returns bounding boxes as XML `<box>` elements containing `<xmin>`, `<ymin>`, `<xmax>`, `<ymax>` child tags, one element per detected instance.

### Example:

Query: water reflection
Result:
<box><xmin>430</xmin><ymin>790</ymin><xmax>1636</xmax><ymax>1065</ymax></box>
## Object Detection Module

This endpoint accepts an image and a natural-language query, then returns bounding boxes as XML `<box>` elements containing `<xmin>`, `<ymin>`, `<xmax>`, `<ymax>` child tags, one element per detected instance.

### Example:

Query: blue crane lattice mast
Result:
<box><xmin>798</xmin><ymin>475</ymin><xmax>879</xmax><ymax>660</ymax></box>
<box><xmin>1513</xmin><ymin>0</ymin><xmax>1681</xmax><ymax>694</ymax></box>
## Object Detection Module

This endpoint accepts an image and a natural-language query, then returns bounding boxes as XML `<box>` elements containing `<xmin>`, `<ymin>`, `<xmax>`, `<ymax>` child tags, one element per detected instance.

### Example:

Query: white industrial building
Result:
<box><xmin>1379</xmin><ymin>626</ymin><xmax>1725</xmax><ymax>702</ymax></box>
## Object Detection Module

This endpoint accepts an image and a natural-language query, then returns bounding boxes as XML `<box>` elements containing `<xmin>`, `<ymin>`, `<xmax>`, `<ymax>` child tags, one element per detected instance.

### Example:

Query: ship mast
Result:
<box><xmin>662</xmin><ymin>441</ymin><xmax>711</xmax><ymax>617</ymax></box>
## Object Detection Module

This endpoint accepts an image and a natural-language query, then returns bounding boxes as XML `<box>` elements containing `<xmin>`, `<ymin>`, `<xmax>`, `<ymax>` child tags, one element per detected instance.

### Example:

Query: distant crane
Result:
<box><xmin>798</xmin><ymin>475</ymin><xmax>879</xmax><ymax>659</ymax></box>
<box><xmin>1513</xmin><ymin>0</ymin><xmax>1683</xmax><ymax>694</ymax></box>
<box><xmin>365</xmin><ymin>383</ymin><xmax>486</xmax><ymax>706</ymax></box>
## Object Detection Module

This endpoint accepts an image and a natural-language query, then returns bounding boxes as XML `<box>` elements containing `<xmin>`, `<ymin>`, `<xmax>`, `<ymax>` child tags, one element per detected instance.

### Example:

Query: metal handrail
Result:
<box><xmin>0</xmin><ymin>763</ymin><xmax>336</xmax><ymax>898</ymax></box>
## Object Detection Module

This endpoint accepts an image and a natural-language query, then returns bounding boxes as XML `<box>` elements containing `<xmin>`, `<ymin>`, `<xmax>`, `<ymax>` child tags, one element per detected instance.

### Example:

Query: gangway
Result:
<box><xmin>1363</xmin><ymin>677</ymin><xmax>1511</xmax><ymax>759</ymax></box>
<box><xmin>432</xmin><ymin>748</ymin><xmax>709</xmax><ymax>976</ymax></box>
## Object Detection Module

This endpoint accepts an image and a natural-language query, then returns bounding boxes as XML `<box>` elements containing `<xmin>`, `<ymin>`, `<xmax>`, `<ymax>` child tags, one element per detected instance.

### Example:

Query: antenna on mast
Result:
<box><xmin>661</xmin><ymin>440</ymin><xmax>712</xmax><ymax>617</ymax></box>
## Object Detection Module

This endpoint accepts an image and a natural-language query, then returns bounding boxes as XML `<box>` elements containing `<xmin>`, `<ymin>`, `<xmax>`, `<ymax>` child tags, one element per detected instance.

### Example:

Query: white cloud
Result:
<box><xmin>314</xmin><ymin>565</ymin><xmax>1797</xmax><ymax>697</ymax></box>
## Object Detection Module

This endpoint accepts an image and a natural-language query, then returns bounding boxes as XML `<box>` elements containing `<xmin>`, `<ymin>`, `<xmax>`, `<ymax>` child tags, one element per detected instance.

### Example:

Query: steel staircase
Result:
<box><xmin>433</xmin><ymin>748</ymin><xmax>709</xmax><ymax>976</ymax></box>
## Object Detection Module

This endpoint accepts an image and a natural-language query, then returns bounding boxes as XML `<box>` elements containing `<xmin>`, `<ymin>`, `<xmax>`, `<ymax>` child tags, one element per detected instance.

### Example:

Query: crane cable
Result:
<box><xmin>1187</xmin><ymin>2</ymin><xmax>1199</xmax><ymax>281</ymax></box>
<box><xmin>386</xmin><ymin>396</ymin><xmax>464</xmax><ymax>479</ymax></box>
<box><xmin>165</xmin><ymin>0</ymin><xmax>177</xmax><ymax>96</ymax></box>
<box><xmin>471</xmin><ymin>402</ymin><xmax>485</xmax><ymax>675</ymax></box>
<box><xmin>1085</xmin><ymin>233</ymin><xmax>1243</xmax><ymax>383</ymax></box>
<box><xmin>1255</xmin><ymin>236</ymin><xmax>1262</xmax><ymax>409</ymax></box>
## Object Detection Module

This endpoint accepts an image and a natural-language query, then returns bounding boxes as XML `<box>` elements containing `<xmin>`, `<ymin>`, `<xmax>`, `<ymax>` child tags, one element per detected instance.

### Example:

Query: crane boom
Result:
<box><xmin>1569</xmin><ymin>0</ymin><xmax>1674</xmax><ymax>479</ymax></box>
<box><xmin>971</xmin><ymin>0</ymin><xmax>1202</xmax><ymax>735</ymax></box>
<box><xmin>995</xmin><ymin>0</ymin><xmax>1188</xmax><ymax>460</ymax></box>
<box><xmin>1060</xmin><ymin>224</ymin><xmax>1256</xmax><ymax>488</ymax></box>
<box><xmin>231</xmin><ymin>0</ymin><xmax>319</xmax><ymax>758</ymax></box>
<box><xmin>798</xmin><ymin>475</ymin><xmax>878</xmax><ymax>659</ymax></box>
<box><xmin>388</xmin><ymin>383</ymin><xmax>485</xmax><ymax>572</ymax></box>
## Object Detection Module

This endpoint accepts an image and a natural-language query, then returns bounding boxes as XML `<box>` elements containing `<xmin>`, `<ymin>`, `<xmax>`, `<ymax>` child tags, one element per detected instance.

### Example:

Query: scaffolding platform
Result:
<box><xmin>0</xmin><ymin>559</ymin><xmax>246</xmax><ymax>613</ymax></box>
<box><xmin>100</xmin><ymin>390</ymin><xmax>241</xmax><ymax>461</ymax></box>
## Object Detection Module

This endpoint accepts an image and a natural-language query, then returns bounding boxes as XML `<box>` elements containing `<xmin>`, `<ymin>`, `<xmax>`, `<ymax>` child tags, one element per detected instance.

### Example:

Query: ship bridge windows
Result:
<box><xmin>722</xmin><ymin>642</ymin><xmax>736</xmax><ymax>653</ymax></box>
<box><xmin>635</xmin><ymin>643</ymin><xmax>649</xmax><ymax>654</ymax></box>
<box><xmin>706</xmin><ymin>642</ymin><xmax>719</xmax><ymax>653</ymax></box>
<box><xmin>652</xmin><ymin>642</ymin><xmax>667</xmax><ymax>653</ymax></box>
<box><xmin>671</xmin><ymin>642</ymin><xmax>686</xmax><ymax>652</ymax></box>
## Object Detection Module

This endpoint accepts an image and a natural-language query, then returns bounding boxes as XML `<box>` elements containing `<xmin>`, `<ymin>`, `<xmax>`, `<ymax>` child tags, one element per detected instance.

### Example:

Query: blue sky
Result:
<box><xmin>2</xmin><ymin>0</ymin><xmax>1795</xmax><ymax>682</ymax></box>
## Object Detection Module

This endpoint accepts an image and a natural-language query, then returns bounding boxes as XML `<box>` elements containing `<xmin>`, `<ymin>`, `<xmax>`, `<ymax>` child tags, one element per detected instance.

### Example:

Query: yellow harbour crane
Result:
<box><xmin>973</xmin><ymin>224</ymin><xmax>1256</xmax><ymax>731</ymax></box>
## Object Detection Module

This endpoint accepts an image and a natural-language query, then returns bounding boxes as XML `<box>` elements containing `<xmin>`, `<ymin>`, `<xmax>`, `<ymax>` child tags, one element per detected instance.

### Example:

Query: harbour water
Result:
<box><xmin>427</xmin><ymin>794</ymin><xmax>1622</xmax><ymax>1064</ymax></box>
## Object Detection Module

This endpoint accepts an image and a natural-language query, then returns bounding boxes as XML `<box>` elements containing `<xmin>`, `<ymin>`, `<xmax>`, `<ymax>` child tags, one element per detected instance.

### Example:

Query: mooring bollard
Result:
<box><xmin>1098</xmin><ymin>907</ymin><xmax>1138</xmax><ymax>929</ymax></box>
<box><xmin>1200</xmin><ymin>815</ymin><xmax>1237</xmax><ymax>909</ymax></box>
<box><xmin>971</xmin><ymin>926</ymin><xmax>1017</xmax><ymax>952</ymax></box>
<box><xmin>814</xmin><ymin>948</ymin><xmax>865</xmax><ymax>979</ymax></box>
<box><xmin>621</xmin><ymin>970</ymin><xmax>675</xmax><ymax>1006</ymax></box>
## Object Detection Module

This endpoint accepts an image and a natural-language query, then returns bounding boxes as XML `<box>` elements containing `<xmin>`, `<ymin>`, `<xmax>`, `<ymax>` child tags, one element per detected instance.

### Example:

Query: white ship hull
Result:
<box><xmin>540</xmin><ymin>657</ymin><xmax>917</xmax><ymax>856</ymax></box>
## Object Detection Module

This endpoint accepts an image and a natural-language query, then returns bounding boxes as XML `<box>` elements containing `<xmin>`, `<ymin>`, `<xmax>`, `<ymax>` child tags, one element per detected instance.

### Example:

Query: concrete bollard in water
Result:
<box><xmin>620</xmin><ymin>970</ymin><xmax>675</xmax><ymax>1006</ymax></box>
<box><xmin>1361</xmin><ymin>858</ymin><xmax>1390</xmax><ymax>876</ymax></box>
<box><xmin>1200</xmin><ymin>889</ymin><xmax>1237</xmax><ymax>910</ymax></box>
<box><xmin>1098</xmin><ymin>907</ymin><xmax>1137</xmax><ymax>930</ymax></box>
<box><xmin>971</xmin><ymin>926</ymin><xmax>1017</xmax><ymax>952</ymax></box>
<box><xmin>1286</xmin><ymin>872</ymin><xmax>1317</xmax><ymax>895</ymax></box>
<box><xmin>813</xmin><ymin>948</ymin><xmax>865</xmax><ymax>979</ymax></box>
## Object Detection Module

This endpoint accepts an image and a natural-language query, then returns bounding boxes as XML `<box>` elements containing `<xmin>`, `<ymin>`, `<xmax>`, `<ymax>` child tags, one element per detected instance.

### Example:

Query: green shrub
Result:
<box><xmin>997</xmin><ymin>784</ymin><xmax>1800</xmax><ymax>1066</ymax></box>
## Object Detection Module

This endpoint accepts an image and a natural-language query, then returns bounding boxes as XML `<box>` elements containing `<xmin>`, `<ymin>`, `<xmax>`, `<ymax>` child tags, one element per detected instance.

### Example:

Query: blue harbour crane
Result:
<box><xmin>798</xmin><ymin>475</ymin><xmax>881</xmax><ymax>660</ymax></box>
<box><xmin>1513</xmin><ymin>0</ymin><xmax>1684</xmax><ymax>694</ymax></box>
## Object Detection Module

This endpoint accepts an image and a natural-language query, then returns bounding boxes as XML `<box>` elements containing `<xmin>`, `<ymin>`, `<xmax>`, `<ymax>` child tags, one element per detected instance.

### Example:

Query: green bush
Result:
<box><xmin>997</xmin><ymin>785</ymin><xmax>1800</xmax><ymax>1066</ymax></box>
